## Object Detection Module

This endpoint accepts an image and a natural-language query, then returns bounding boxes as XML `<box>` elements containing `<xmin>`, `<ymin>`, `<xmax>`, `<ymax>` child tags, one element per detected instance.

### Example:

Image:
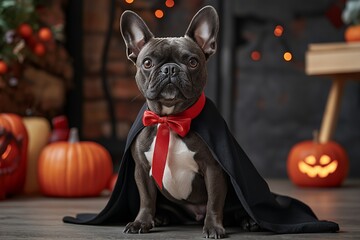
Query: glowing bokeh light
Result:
<box><xmin>274</xmin><ymin>25</ymin><xmax>284</xmax><ymax>37</ymax></box>
<box><xmin>125</xmin><ymin>0</ymin><xmax>134</xmax><ymax>4</ymax></box>
<box><xmin>155</xmin><ymin>9</ymin><xmax>164</xmax><ymax>19</ymax></box>
<box><xmin>165</xmin><ymin>0</ymin><xmax>175</xmax><ymax>8</ymax></box>
<box><xmin>251</xmin><ymin>51</ymin><xmax>261</xmax><ymax>61</ymax></box>
<box><xmin>283</xmin><ymin>51</ymin><xmax>292</xmax><ymax>61</ymax></box>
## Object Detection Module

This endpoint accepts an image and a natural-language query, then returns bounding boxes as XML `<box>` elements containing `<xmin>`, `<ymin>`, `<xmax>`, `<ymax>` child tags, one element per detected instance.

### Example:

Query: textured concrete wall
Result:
<box><xmin>232</xmin><ymin>0</ymin><xmax>360</xmax><ymax>178</ymax></box>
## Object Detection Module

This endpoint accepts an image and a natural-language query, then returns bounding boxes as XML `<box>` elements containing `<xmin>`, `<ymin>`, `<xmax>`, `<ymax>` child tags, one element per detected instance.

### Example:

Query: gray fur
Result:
<box><xmin>121</xmin><ymin>6</ymin><xmax>230</xmax><ymax>239</ymax></box>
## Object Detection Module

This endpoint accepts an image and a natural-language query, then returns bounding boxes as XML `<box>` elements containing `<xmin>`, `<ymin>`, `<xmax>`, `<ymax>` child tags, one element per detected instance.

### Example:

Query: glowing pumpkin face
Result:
<box><xmin>287</xmin><ymin>140</ymin><xmax>348</xmax><ymax>187</ymax></box>
<box><xmin>299</xmin><ymin>154</ymin><xmax>338</xmax><ymax>178</ymax></box>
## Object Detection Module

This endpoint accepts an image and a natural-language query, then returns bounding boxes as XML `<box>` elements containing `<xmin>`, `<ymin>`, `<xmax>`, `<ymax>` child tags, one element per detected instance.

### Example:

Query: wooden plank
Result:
<box><xmin>308</xmin><ymin>42</ymin><xmax>360</xmax><ymax>51</ymax></box>
<box><xmin>306</xmin><ymin>46</ymin><xmax>360</xmax><ymax>75</ymax></box>
<box><xmin>0</xmin><ymin>180</ymin><xmax>360</xmax><ymax>239</ymax></box>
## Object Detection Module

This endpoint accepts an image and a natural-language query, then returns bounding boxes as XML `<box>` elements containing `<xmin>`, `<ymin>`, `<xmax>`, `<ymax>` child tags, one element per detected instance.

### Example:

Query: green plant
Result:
<box><xmin>0</xmin><ymin>0</ymin><xmax>45</xmax><ymax>64</ymax></box>
<box><xmin>0</xmin><ymin>0</ymin><xmax>72</xmax><ymax>117</ymax></box>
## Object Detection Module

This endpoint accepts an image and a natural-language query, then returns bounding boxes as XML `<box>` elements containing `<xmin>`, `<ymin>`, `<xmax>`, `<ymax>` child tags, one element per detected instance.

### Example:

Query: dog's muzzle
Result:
<box><xmin>160</xmin><ymin>63</ymin><xmax>181</xmax><ymax>79</ymax></box>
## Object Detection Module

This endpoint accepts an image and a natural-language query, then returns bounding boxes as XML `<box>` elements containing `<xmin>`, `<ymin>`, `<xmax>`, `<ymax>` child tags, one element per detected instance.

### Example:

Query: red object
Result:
<box><xmin>38</xmin><ymin>27</ymin><xmax>52</xmax><ymax>42</ymax></box>
<box><xmin>287</xmin><ymin>138</ymin><xmax>349</xmax><ymax>187</ymax></box>
<box><xmin>49</xmin><ymin>115</ymin><xmax>70</xmax><ymax>142</ymax></box>
<box><xmin>33</xmin><ymin>43</ymin><xmax>46</xmax><ymax>56</ymax></box>
<box><xmin>325</xmin><ymin>0</ymin><xmax>346</xmax><ymax>28</ymax></box>
<box><xmin>251</xmin><ymin>51</ymin><xmax>261</xmax><ymax>61</ymax></box>
<box><xmin>38</xmin><ymin>128</ymin><xmax>113</xmax><ymax>197</ymax></box>
<box><xmin>0</xmin><ymin>114</ymin><xmax>28</xmax><ymax>199</ymax></box>
<box><xmin>0</xmin><ymin>61</ymin><xmax>8</xmax><ymax>75</ymax></box>
<box><xmin>18</xmin><ymin>23</ymin><xmax>33</xmax><ymax>39</ymax></box>
<box><xmin>142</xmin><ymin>92</ymin><xmax>206</xmax><ymax>189</ymax></box>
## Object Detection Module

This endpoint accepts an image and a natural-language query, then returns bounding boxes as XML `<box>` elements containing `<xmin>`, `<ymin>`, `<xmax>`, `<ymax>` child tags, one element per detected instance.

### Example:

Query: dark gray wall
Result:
<box><xmin>232</xmin><ymin>0</ymin><xmax>360</xmax><ymax>178</ymax></box>
<box><xmin>143</xmin><ymin>0</ymin><xmax>360</xmax><ymax>178</ymax></box>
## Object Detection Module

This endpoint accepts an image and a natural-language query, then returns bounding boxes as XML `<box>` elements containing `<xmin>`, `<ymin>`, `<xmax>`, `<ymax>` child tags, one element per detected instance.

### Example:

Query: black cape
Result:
<box><xmin>63</xmin><ymin>98</ymin><xmax>339</xmax><ymax>234</ymax></box>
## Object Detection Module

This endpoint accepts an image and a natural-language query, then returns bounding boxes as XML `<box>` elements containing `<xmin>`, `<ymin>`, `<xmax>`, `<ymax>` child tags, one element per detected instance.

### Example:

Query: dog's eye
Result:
<box><xmin>188</xmin><ymin>58</ymin><xmax>198</xmax><ymax>68</ymax></box>
<box><xmin>143</xmin><ymin>59</ymin><xmax>153</xmax><ymax>69</ymax></box>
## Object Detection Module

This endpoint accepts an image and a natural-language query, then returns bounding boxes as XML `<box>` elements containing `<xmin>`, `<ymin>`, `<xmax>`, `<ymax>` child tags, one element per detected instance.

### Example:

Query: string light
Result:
<box><xmin>274</xmin><ymin>25</ymin><xmax>284</xmax><ymax>37</ymax></box>
<box><xmin>249</xmin><ymin>23</ymin><xmax>293</xmax><ymax>62</ymax></box>
<box><xmin>251</xmin><ymin>51</ymin><xmax>261</xmax><ymax>61</ymax></box>
<box><xmin>155</xmin><ymin>9</ymin><xmax>164</xmax><ymax>19</ymax></box>
<box><xmin>165</xmin><ymin>0</ymin><xmax>175</xmax><ymax>8</ymax></box>
<box><xmin>152</xmin><ymin>1</ymin><xmax>175</xmax><ymax>20</ymax></box>
<box><xmin>283</xmin><ymin>51</ymin><xmax>292</xmax><ymax>61</ymax></box>
<box><xmin>125</xmin><ymin>0</ymin><xmax>134</xmax><ymax>4</ymax></box>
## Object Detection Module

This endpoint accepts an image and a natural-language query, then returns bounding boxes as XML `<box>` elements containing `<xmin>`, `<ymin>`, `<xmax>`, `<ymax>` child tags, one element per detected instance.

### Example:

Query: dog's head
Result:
<box><xmin>120</xmin><ymin>6</ymin><xmax>219</xmax><ymax>115</ymax></box>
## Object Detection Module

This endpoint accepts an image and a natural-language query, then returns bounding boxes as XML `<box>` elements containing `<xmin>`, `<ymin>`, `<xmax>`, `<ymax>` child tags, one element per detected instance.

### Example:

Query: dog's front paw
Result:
<box><xmin>240</xmin><ymin>216</ymin><xmax>261</xmax><ymax>232</ymax></box>
<box><xmin>123</xmin><ymin>220</ymin><xmax>154</xmax><ymax>234</ymax></box>
<box><xmin>203</xmin><ymin>224</ymin><xmax>226</xmax><ymax>239</ymax></box>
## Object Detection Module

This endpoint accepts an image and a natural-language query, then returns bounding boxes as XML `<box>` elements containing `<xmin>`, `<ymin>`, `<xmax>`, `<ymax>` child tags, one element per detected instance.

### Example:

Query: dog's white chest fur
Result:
<box><xmin>144</xmin><ymin>129</ymin><xmax>198</xmax><ymax>200</ymax></box>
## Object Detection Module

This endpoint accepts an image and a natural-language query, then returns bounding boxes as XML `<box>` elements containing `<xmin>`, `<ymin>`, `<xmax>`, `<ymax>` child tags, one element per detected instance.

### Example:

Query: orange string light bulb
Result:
<box><xmin>155</xmin><ymin>9</ymin><xmax>164</xmax><ymax>19</ymax></box>
<box><xmin>165</xmin><ymin>0</ymin><xmax>175</xmax><ymax>8</ymax></box>
<box><xmin>283</xmin><ymin>51</ymin><xmax>292</xmax><ymax>61</ymax></box>
<box><xmin>274</xmin><ymin>25</ymin><xmax>284</xmax><ymax>37</ymax></box>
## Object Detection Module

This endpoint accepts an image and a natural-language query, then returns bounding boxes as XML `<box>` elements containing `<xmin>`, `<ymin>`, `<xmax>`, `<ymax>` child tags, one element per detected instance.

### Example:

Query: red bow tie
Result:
<box><xmin>142</xmin><ymin>92</ymin><xmax>206</xmax><ymax>189</ymax></box>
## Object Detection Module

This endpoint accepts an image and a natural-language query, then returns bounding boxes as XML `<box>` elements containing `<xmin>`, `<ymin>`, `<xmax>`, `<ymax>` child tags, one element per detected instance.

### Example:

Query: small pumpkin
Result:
<box><xmin>38</xmin><ymin>128</ymin><xmax>113</xmax><ymax>197</ymax></box>
<box><xmin>345</xmin><ymin>25</ymin><xmax>360</xmax><ymax>42</ymax></box>
<box><xmin>287</xmin><ymin>132</ymin><xmax>349</xmax><ymax>187</ymax></box>
<box><xmin>0</xmin><ymin>114</ymin><xmax>28</xmax><ymax>199</ymax></box>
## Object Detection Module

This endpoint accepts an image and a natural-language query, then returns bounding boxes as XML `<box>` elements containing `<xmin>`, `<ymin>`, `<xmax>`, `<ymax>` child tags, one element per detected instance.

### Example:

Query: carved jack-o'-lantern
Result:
<box><xmin>0</xmin><ymin>114</ymin><xmax>28</xmax><ymax>199</ymax></box>
<box><xmin>298</xmin><ymin>154</ymin><xmax>338</xmax><ymax>178</ymax></box>
<box><xmin>287</xmin><ymin>136</ymin><xmax>349</xmax><ymax>187</ymax></box>
<box><xmin>0</xmin><ymin>128</ymin><xmax>21</xmax><ymax>170</ymax></box>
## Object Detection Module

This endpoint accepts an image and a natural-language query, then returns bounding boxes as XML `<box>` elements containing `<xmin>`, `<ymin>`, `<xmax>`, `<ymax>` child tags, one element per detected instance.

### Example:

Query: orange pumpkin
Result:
<box><xmin>287</xmin><ymin>134</ymin><xmax>348</xmax><ymax>187</ymax></box>
<box><xmin>345</xmin><ymin>25</ymin><xmax>360</xmax><ymax>42</ymax></box>
<box><xmin>38</xmin><ymin>128</ymin><xmax>113</xmax><ymax>197</ymax></box>
<box><xmin>0</xmin><ymin>114</ymin><xmax>28</xmax><ymax>199</ymax></box>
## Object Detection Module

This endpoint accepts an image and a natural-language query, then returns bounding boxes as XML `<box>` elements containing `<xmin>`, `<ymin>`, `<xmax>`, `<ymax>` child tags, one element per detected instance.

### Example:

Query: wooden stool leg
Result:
<box><xmin>319</xmin><ymin>79</ymin><xmax>345</xmax><ymax>143</ymax></box>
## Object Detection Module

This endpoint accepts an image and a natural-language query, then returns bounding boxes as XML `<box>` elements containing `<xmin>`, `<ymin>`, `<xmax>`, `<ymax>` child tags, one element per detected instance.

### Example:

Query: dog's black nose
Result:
<box><xmin>161</xmin><ymin>63</ymin><xmax>180</xmax><ymax>77</ymax></box>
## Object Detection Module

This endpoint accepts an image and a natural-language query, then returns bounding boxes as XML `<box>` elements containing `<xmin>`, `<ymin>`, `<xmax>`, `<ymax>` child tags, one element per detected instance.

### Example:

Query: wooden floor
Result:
<box><xmin>0</xmin><ymin>179</ymin><xmax>359</xmax><ymax>239</ymax></box>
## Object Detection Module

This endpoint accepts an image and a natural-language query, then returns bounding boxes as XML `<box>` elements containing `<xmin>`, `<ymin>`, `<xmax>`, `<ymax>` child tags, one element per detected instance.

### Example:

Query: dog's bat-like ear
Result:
<box><xmin>120</xmin><ymin>10</ymin><xmax>154</xmax><ymax>63</ymax></box>
<box><xmin>185</xmin><ymin>6</ymin><xmax>219</xmax><ymax>59</ymax></box>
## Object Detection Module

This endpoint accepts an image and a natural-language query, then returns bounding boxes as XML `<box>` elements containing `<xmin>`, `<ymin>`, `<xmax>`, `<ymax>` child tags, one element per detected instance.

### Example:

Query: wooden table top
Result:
<box><xmin>306</xmin><ymin>42</ymin><xmax>360</xmax><ymax>77</ymax></box>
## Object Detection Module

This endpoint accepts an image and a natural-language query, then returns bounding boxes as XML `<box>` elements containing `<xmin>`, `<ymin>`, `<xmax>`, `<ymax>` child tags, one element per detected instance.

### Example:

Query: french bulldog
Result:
<box><xmin>120</xmin><ymin>6</ymin><xmax>257</xmax><ymax>239</ymax></box>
